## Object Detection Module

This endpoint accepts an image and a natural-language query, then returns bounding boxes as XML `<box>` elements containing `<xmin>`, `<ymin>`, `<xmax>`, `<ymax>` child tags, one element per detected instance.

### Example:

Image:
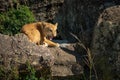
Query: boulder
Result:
<box><xmin>50</xmin><ymin>43</ymin><xmax>83</xmax><ymax>76</ymax></box>
<box><xmin>92</xmin><ymin>6</ymin><xmax>120</xmax><ymax>80</ymax></box>
<box><xmin>0</xmin><ymin>33</ymin><xmax>83</xmax><ymax>78</ymax></box>
<box><xmin>0</xmin><ymin>33</ymin><xmax>54</xmax><ymax>69</ymax></box>
<box><xmin>54</xmin><ymin>0</ymin><xmax>120</xmax><ymax>45</ymax></box>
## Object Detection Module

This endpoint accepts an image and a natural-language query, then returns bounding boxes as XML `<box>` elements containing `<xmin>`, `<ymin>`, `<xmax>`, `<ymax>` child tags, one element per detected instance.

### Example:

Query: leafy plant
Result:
<box><xmin>0</xmin><ymin>65</ymin><xmax>19</xmax><ymax>80</ymax></box>
<box><xmin>0</xmin><ymin>5</ymin><xmax>35</xmax><ymax>35</ymax></box>
<box><xmin>25</xmin><ymin>62</ymin><xmax>38</xmax><ymax>80</ymax></box>
<box><xmin>20</xmin><ymin>61</ymin><xmax>52</xmax><ymax>80</ymax></box>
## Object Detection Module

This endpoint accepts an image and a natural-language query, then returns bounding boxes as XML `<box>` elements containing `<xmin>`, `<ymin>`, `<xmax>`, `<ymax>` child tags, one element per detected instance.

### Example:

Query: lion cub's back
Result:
<box><xmin>21</xmin><ymin>23</ymin><xmax>41</xmax><ymax>44</ymax></box>
<box><xmin>21</xmin><ymin>23</ymin><xmax>37</xmax><ymax>32</ymax></box>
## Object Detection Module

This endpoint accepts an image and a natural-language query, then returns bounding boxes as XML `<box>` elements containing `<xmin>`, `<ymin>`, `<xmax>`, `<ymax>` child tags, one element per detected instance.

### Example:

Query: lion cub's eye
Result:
<box><xmin>49</xmin><ymin>29</ymin><xmax>52</xmax><ymax>32</ymax></box>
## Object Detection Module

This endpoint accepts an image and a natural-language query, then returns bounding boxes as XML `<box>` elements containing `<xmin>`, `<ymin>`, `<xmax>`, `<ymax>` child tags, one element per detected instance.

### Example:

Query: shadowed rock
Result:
<box><xmin>0</xmin><ymin>33</ymin><xmax>83</xmax><ymax>78</ymax></box>
<box><xmin>0</xmin><ymin>33</ymin><xmax>54</xmax><ymax>68</ymax></box>
<box><xmin>92</xmin><ymin>6</ymin><xmax>120</xmax><ymax>80</ymax></box>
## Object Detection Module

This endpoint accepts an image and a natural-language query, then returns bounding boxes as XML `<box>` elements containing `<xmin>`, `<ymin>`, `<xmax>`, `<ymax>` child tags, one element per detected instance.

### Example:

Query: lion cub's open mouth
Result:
<box><xmin>46</xmin><ymin>36</ymin><xmax>54</xmax><ymax>40</ymax></box>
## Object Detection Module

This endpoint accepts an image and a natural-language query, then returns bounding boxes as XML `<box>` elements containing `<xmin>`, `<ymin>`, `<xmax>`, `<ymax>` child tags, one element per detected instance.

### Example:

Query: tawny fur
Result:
<box><xmin>21</xmin><ymin>21</ymin><xmax>59</xmax><ymax>47</ymax></box>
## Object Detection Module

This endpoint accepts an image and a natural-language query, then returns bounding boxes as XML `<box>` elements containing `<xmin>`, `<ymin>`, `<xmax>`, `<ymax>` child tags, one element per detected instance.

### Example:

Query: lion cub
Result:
<box><xmin>21</xmin><ymin>21</ymin><xmax>59</xmax><ymax>47</ymax></box>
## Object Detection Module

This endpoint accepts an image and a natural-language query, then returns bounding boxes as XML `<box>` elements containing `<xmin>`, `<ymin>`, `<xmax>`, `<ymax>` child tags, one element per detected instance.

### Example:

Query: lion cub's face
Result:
<box><xmin>43</xmin><ymin>22</ymin><xmax>58</xmax><ymax>40</ymax></box>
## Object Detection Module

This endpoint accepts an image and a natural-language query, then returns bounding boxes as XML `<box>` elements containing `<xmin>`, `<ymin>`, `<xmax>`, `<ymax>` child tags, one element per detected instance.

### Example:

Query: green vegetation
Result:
<box><xmin>0</xmin><ymin>5</ymin><xmax>35</xmax><ymax>35</ymax></box>
<box><xmin>24</xmin><ymin>62</ymin><xmax>38</xmax><ymax>80</ymax></box>
<box><xmin>0</xmin><ymin>65</ymin><xmax>19</xmax><ymax>80</ymax></box>
<box><xmin>0</xmin><ymin>61</ymin><xmax>51</xmax><ymax>80</ymax></box>
<box><xmin>70</xmin><ymin>33</ymin><xmax>98</xmax><ymax>80</ymax></box>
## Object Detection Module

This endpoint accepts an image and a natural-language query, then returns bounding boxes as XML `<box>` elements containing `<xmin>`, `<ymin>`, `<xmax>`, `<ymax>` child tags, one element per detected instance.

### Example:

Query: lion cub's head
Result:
<box><xmin>41</xmin><ymin>22</ymin><xmax>58</xmax><ymax>40</ymax></box>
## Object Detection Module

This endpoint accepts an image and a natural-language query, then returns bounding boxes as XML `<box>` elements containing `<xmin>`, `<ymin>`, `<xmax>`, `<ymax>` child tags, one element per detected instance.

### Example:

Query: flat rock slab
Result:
<box><xmin>0</xmin><ymin>33</ymin><xmax>54</xmax><ymax>69</ymax></box>
<box><xmin>0</xmin><ymin>33</ymin><xmax>83</xmax><ymax>77</ymax></box>
<box><xmin>50</xmin><ymin>43</ymin><xmax>83</xmax><ymax>76</ymax></box>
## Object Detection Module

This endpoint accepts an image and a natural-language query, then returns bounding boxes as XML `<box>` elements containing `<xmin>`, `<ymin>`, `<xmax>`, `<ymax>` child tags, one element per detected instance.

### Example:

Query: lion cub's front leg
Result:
<box><xmin>44</xmin><ymin>38</ymin><xmax>59</xmax><ymax>47</ymax></box>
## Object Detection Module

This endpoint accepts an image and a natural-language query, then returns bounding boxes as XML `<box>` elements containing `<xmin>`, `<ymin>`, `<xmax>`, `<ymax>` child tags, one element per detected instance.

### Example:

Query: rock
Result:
<box><xmin>54</xmin><ymin>0</ymin><xmax>120</xmax><ymax>45</ymax></box>
<box><xmin>0</xmin><ymin>33</ymin><xmax>83</xmax><ymax>78</ymax></box>
<box><xmin>0</xmin><ymin>0</ymin><xmax>64</xmax><ymax>21</ymax></box>
<box><xmin>50</xmin><ymin>43</ymin><xmax>83</xmax><ymax>76</ymax></box>
<box><xmin>0</xmin><ymin>0</ymin><xmax>120</xmax><ymax>45</ymax></box>
<box><xmin>1</xmin><ymin>0</ymin><xmax>120</xmax><ymax>79</ymax></box>
<box><xmin>91</xmin><ymin>6</ymin><xmax>120</xmax><ymax>80</ymax></box>
<box><xmin>0</xmin><ymin>33</ymin><xmax>54</xmax><ymax>69</ymax></box>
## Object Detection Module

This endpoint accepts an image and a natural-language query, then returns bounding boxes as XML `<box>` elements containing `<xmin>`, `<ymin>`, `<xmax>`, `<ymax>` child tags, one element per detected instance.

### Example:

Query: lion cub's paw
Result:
<box><xmin>43</xmin><ymin>42</ymin><xmax>48</xmax><ymax>47</ymax></box>
<box><xmin>56</xmin><ymin>43</ymin><xmax>60</xmax><ymax>47</ymax></box>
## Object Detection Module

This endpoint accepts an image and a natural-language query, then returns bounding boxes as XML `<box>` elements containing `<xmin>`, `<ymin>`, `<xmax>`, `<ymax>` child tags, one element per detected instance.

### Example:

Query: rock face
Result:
<box><xmin>0</xmin><ymin>0</ymin><xmax>64</xmax><ymax>22</ymax></box>
<box><xmin>0</xmin><ymin>0</ymin><xmax>120</xmax><ymax>79</ymax></box>
<box><xmin>0</xmin><ymin>33</ymin><xmax>83</xmax><ymax>78</ymax></box>
<box><xmin>0</xmin><ymin>33</ymin><xmax>54</xmax><ymax>68</ymax></box>
<box><xmin>0</xmin><ymin>0</ymin><xmax>120</xmax><ymax>45</ymax></box>
<box><xmin>50</xmin><ymin>44</ymin><xmax>83</xmax><ymax>76</ymax></box>
<box><xmin>54</xmin><ymin>0</ymin><xmax>120</xmax><ymax>44</ymax></box>
<box><xmin>92</xmin><ymin>6</ymin><xmax>120</xmax><ymax>80</ymax></box>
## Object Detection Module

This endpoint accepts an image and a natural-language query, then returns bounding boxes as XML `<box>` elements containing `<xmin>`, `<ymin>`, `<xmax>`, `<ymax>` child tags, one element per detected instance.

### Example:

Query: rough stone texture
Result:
<box><xmin>50</xmin><ymin>44</ymin><xmax>83</xmax><ymax>76</ymax></box>
<box><xmin>92</xmin><ymin>6</ymin><xmax>120</xmax><ymax>80</ymax></box>
<box><xmin>54</xmin><ymin>0</ymin><xmax>120</xmax><ymax>45</ymax></box>
<box><xmin>22</xmin><ymin>0</ymin><xmax>64</xmax><ymax>21</ymax></box>
<box><xmin>0</xmin><ymin>0</ymin><xmax>120</xmax><ymax>79</ymax></box>
<box><xmin>0</xmin><ymin>33</ymin><xmax>83</xmax><ymax>77</ymax></box>
<box><xmin>0</xmin><ymin>0</ymin><xmax>64</xmax><ymax>22</ymax></box>
<box><xmin>0</xmin><ymin>33</ymin><xmax>54</xmax><ymax>69</ymax></box>
<box><xmin>0</xmin><ymin>0</ymin><xmax>120</xmax><ymax>45</ymax></box>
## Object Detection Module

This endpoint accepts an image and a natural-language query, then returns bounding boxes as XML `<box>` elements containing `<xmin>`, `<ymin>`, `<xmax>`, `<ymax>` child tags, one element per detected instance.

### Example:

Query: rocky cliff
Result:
<box><xmin>92</xmin><ymin>6</ymin><xmax>120</xmax><ymax>80</ymax></box>
<box><xmin>0</xmin><ymin>0</ymin><xmax>120</xmax><ymax>80</ymax></box>
<box><xmin>0</xmin><ymin>33</ymin><xmax>83</xmax><ymax>79</ymax></box>
<box><xmin>54</xmin><ymin>0</ymin><xmax>120</xmax><ymax>45</ymax></box>
<box><xmin>0</xmin><ymin>0</ymin><xmax>64</xmax><ymax>22</ymax></box>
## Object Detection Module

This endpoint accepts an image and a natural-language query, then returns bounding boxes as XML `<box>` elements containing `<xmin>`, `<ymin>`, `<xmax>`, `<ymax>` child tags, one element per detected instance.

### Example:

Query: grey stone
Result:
<box><xmin>0</xmin><ymin>33</ymin><xmax>83</xmax><ymax>77</ymax></box>
<box><xmin>92</xmin><ymin>6</ymin><xmax>120</xmax><ymax>80</ymax></box>
<box><xmin>0</xmin><ymin>33</ymin><xmax>54</xmax><ymax>69</ymax></box>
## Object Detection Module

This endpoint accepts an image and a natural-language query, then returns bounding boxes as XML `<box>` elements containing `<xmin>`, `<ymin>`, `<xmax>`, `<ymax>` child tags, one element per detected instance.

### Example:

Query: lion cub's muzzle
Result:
<box><xmin>46</xmin><ymin>34</ymin><xmax>55</xmax><ymax>40</ymax></box>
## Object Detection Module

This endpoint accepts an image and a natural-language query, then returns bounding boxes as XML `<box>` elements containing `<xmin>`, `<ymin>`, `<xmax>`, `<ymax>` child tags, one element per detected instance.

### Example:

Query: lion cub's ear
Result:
<box><xmin>55</xmin><ymin>23</ymin><xmax>58</xmax><ymax>26</ymax></box>
<box><xmin>55</xmin><ymin>23</ymin><xmax>58</xmax><ymax>29</ymax></box>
